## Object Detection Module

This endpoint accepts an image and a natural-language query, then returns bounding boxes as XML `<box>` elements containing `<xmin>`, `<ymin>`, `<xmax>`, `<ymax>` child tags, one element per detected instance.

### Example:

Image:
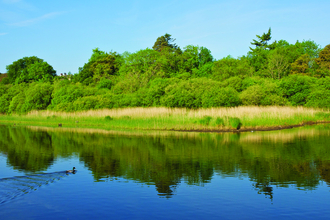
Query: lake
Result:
<box><xmin>1</xmin><ymin>124</ymin><xmax>330</xmax><ymax>219</ymax></box>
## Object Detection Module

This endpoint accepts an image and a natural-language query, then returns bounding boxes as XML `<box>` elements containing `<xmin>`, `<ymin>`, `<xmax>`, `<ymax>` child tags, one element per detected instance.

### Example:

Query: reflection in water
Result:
<box><xmin>0</xmin><ymin>172</ymin><xmax>75</xmax><ymax>204</ymax></box>
<box><xmin>1</xmin><ymin>125</ymin><xmax>330</xmax><ymax>199</ymax></box>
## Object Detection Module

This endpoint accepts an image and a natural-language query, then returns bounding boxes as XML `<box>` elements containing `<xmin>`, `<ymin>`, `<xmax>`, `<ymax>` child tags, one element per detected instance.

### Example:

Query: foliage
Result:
<box><xmin>1</xmin><ymin>32</ymin><xmax>330</xmax><ymax>114</ymax></box>
<box><xmin>211</xmin><ymin>56</ymin><xmax>253</xmax><ymax>81</ymax></box>
<box><xmin>152</xmin><ymin>33</ymin><xmax>179</xmax><ymax>52</ymax></box>
<box><xmin>315</xmin><ymin>44</ymin><xmax>330</xmax><ymax>77</ymax></box>
<box><xmin>280</xmin><ymin>75</ymin><xmax>313</xmax><ymax>106</ymax></box>
<box><xmin>6</xmin><ymin>56</ymin><xmax>56</xmax><ymax>84</ymax></box>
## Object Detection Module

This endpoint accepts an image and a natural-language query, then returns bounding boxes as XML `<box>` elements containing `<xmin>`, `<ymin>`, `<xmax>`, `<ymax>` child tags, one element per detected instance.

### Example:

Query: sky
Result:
<box><xmin>1</xmin><ymin>0</ymin><xmax>329</xmax><ymax>75</ymax></box>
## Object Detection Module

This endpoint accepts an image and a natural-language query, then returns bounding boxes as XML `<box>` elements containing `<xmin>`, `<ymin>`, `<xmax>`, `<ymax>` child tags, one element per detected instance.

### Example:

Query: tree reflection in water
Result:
<box><xmin>1</xmin><ymin>125</ymin><xmax>330</xmax><ymax>199</ymax></box>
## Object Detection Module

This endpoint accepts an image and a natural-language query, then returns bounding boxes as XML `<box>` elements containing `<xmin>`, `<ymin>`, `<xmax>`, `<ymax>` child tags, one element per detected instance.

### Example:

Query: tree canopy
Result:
<box><xmin>152</xmin><ymin>33</ymin><xmax>179</xmax><ymax>52</ymax></box>
<box><xmin>6</xmin><ymin>56</ymin><xmax>56</xmax><ymax>84</ymax></box>
<box><xmin>1</xmin><ymin>31</ymin><xmax>330</xmax><ymax>114</ymax></box>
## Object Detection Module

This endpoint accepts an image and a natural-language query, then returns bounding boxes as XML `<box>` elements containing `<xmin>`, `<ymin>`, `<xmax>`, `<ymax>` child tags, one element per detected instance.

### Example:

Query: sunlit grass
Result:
<box><xmin>1</xmin><ymin>106</ymin><xmax>329</xmax><ymax>131</ymax></box>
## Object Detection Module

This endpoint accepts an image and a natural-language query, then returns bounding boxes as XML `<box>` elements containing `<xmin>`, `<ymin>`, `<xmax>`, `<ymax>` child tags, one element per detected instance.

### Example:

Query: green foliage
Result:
<box><xmin>152</xmin><ymin>33</ymin><xmax>179</xmax><ymax>52</ymax></box>
<box><xmin>305</xmin><ymin>89</ymin><xmax>330</xmax><ymax>108</ymax></box>
<box><xmin>22</xmin><ymin>83</ymin><xmax>54</xmax><ymax>113</ymax></box>
<box><xmin>290</xmin><ymin>54</ymin><xmax>310</xmax><ymax>75</ymax></box>
<box><xmin>240</xmin><ymin>79</ymin><xmax>288</xmax><ymax>106</ymax></box>
<box><xmin>266</xmin><ymin>48</ymin><xmax>289</xmax><ymax>79</ymax></box>
<box><xmin>280</xmin><ymin>75</ymin><xmax>313</xmax><ymax>106</ymax></box>
<box><xmin>0</xmin><ymin>76</ymin><xmax>10</xmax><ymax>85</ymax></box>
<box><xmin>105</xmin><ymin>116</ymin><xmax>113</xmax><ymax>121</ymax></box>
<box><xmin>221</xmin><ymin>77</ymin><xmax>243</xmax><ymax>92</ymax></box>
<box><xmin>250</xmin><ymin>28</ymin><xmax>272</xmax><ymax>50</ymax></box>
<box><xmin>161</xmin><ymin>78</ymin><xmax>240</xmax><ymax>108</ymax></box>
<box><xmin>199</xmin><ymin>116</ymin><xmax>212</xmax><ymax>126</ymax></box>
<box><xmin>228</xmin><ymin>117</ymin><xmax>242</xmax><ymax>130</ymax></box>
<box><xmin>76</xmin><ymin>48</ymin><xmax>121</xmax><ymax>85</ymax></box>
<box><xmin>143</xmin><ymin>78</ymin><xmax>179</xmax><ymax>106</ymax></box>
<box><xmin>315</xmin><ymin>45</ymin><xmax>330</xmax><ymax>77</ymax></box>
<box><xmin>2</xmin><ymin>32</ymin><xmax>330</xmax><ymax>113</ymax></box>
<box><xmin>240</xmin><ymin>85</ymin><xmax>265</xmax><ymax>106</ymax></box>
<box><xmin>211</xmin><ymin>56</ymin><xmax>253</xmax><ymax>81</ymax></box>
<box><xmin>215</xmin><ymin>117</ymin><xmax>225</xmax><ymax>126</ymax></box>
<box><xmin>97</xmin><ymin>78</ymin><xmax>112</xmax><ymax>90</ymax></box>
<box><xmin>0</xmin><ymin>83</ymin><xmax>28</xmax><ymax>114</ymax></box>
<box><xmin>72</xmin><ymin>96</ymin><xmax>100</xmax><ymax>111</ymax></box>
<box><xmin>49</xmin><ymin>81</ymin><xmax>92</xmax><ymax>111</ymax></box>
<box><xmin>6</xmin><ymin>56</ymin><xmax>56</xmax><ymax>84</ymax></box>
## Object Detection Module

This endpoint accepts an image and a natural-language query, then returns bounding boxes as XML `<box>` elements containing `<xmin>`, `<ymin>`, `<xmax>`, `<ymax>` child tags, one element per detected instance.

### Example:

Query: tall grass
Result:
<box><xmin>1</xmin><ymin>106</ymin><xmax>329</xmax><ymax>131</ymax></box>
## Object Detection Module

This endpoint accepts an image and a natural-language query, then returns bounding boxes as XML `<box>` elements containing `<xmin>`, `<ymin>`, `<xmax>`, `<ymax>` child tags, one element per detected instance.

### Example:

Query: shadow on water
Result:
<box><xmin>1</xmin><ymin>125</ymin><xmax>330</xmax><ymax>200</ymax></box>
<box><xmin>0</xmin><ymin>171</ymin><xmax>76</xmax><ymax>205</ymax></box>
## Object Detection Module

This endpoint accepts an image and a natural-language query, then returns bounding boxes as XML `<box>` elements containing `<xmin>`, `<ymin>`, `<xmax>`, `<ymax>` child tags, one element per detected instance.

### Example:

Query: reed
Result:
<box><xmin>1</xmin><ymin>106</ymin><xmax>329</xmax><ymax>131</ymax></box>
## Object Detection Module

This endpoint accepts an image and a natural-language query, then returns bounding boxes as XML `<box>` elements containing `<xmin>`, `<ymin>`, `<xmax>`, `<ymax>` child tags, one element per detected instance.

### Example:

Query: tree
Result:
<box><xmin>315</xmin><ymin>44</ymin><xmax>330</xmax><ymax>76</ymax></box>
<box><xmin>76</xmin><ymin>49</ymin><xmax>121</xmax><ymax>85</ymax></box>
<box><xmin>267</xmin><ymin>49</ymin><xmax>289</xmax><ymax>79</ymax></box>
<box><xmin>248</xmin><ymin>28</ymin><xmax>276</xmax><ymax>72</ymax></box>
<box><xmin>290</xmin><ymin>54</ymin><xmax>310</xmax><ymax>75</ymax></box>
<box><xmin>249</xmin><ymin>28</ymin><xmax>273</xmax><ymax>51</ymax></box>
<box><xmin>6</xmin><ymin>56</ymin><xmax>56</xmax><ymax>84</ymax></box>
<box><xmin>152</xmin><ymin>33</ymin><xmax>179</xmax><ymax>52</ymax></box>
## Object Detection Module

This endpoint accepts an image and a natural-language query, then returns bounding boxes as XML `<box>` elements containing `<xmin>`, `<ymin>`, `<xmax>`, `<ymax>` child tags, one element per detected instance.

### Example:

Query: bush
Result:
<box><xmin>240</xmin><ymin>85</ymin><xmax>265</xmax><ymax>105</ymax></box>
<box><xmin>202</xmin><ymin>86</ymin><xmax>241</xmax><ymax>107</ymax></box>
<box><xmin>228</xmin><ymin>117</ymin><xmax>242</xmax><ymax>130</ymax></box>
<box><xmin>280</xmin><ymin>75</ymin><xmax>313</xmax><ymax>106</ymax></box>
<box><xmin>305</xmin><ymin>89</ymin><xmax>330</xmax><ymax>108</ymax></box>
<box><xmin>97</xmin><ymin>78</ymin><xmax>112</xmax><ymax>90</ymax></box>
<box><xmin>105</xmin><ymin>116</ymin><xmax>113</xmax><ymax>121</ymax></box>
<box><xmin>215</xmin><ymin>117</ymin><xmax>225</xmax><ymax>126</ymax></box>
<box><xmin>199</xmin><ymin>116</ymin><xmax>212</xmax><ymax>126</ymax></box>
<box><xmin>22</xmin><ymin>82</ymin><xmax>54</xmax><ymax>112</ymax></box>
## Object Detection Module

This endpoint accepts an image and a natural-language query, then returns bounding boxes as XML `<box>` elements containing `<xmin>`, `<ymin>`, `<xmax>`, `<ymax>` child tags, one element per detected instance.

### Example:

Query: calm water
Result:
<box><xmin>1</xmin><ymin>124</ymin><xmax>330</xmax><ymax>219</ymax></box>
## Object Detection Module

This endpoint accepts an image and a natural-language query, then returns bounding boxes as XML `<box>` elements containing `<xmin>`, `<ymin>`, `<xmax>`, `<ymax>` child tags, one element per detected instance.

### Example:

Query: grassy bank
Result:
<box><xmin>1</xmin><ymin>106</ymin><xmax>330</xmax><ymax>132</ymax></box>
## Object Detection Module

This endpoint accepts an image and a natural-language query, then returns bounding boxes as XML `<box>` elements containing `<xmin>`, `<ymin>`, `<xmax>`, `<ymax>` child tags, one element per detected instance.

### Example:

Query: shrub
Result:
<box><xmin>215</xmin><ymin>117</ymin><xmax>225</xmax><ymax>126</ymax></box>
<box><xmin>279</xmin><ymin>75</ymin><xmax>313</xmax><ymax>106</ymax></box>
<box><xmin>105</xmin><ymin>116</ymin><xmax>113</xmax><ymax>121</ymax></box>
<box><xmin>199</xmin><ymin>116</ymin><xmax>212</xmax><ymax>126</ymax></box>
<box><xmin>22</xmin><ymin>82</ymin><xmax>54</xmax><ymax>112</ymax></box>
<box><xmin>228</xmin><ymin>117</ymin><xmax>242</xmax><ymax>130</ymax></box>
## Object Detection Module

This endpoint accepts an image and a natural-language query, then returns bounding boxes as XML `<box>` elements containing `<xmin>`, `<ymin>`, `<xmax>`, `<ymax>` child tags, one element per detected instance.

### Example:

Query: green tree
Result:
<box><xmin>152</xmin><ymin>33</ymin><xmax>179</xmax><ymax>52</ymax></box>
<box><xmin>315</xmin><ymin>44</ymin><xmax>330</xmax><ymax>77</ymax></box>
<box><xmin>249</xmin><ymin>28</ymin><xmax>273</xmax><ymax>51</ymax></box>
<box><xmin>76</xmin><ymin>49</ymin><xmax>121</xmax><ymax>85</ymax></box>
<box><xmin>290</xmin><ymin>54</ymin><xmax>310</xmax><ymax>75</ymax></box>
<box><xmin>267</xmin><ymin>48</ymin><xmax>289</xmax><ymax>79</ymax></box>
<box><xmin>6</xmin><ymin>56</ymin><xmax>56</xmax><ymax>84</ymax></box>
<box><xmin>211</xmin><ymin>56</ymin><xmax>253</xmax><ymax>81</ymax></box>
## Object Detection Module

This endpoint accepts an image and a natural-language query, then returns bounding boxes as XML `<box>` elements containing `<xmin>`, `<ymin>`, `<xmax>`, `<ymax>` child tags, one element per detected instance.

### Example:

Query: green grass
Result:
<box><xmin>1</xmin><ymin>106</ymin><xmax>330</xmax><ymax>131</ymax></box>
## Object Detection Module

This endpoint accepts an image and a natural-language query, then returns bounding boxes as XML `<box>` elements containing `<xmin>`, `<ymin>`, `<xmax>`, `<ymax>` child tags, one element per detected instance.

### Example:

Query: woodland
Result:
<box><xmin>0</xmin><ymin>29</ymin><xmax>330</xmax><ymax>115</ymax></box>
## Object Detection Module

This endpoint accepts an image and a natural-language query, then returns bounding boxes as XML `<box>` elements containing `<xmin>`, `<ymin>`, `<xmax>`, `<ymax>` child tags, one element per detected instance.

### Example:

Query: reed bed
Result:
<box><xmin>27</xmin><ymin>106</ymin><xmax>318</xmax><ymax>119</ymax></box>
<box><xmin>1</xmin><ymin>106</ymin><xmax>329</xmax><ymax>132</ymax></box>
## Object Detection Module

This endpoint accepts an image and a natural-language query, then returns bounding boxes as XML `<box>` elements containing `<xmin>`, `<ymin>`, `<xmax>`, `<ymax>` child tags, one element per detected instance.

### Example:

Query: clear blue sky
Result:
<box><xmin>1</xmin><ymin>0</ymin><xmax>329</xmax><ymax>75</ymax></box>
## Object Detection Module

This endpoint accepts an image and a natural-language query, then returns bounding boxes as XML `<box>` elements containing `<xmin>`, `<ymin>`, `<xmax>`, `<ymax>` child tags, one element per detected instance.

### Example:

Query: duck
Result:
<box><xmin>66</xmin><ymin>167</ymin><xmax>76</xmax><ymax>173</ymax></box>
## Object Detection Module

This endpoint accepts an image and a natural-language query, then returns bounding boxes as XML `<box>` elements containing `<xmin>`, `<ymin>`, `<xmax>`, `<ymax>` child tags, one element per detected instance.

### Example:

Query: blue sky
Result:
<box><xmin>1</xmin><ymin>0</ymin><xmax>329</xmax><ymax>75</ymax></box>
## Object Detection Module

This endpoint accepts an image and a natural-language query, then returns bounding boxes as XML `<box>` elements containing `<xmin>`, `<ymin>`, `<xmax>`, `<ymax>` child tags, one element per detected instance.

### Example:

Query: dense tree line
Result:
<box><xmin>0</xmin><ymin>29</ymin><xmax>330</xmax><ymax>114</ymax></box>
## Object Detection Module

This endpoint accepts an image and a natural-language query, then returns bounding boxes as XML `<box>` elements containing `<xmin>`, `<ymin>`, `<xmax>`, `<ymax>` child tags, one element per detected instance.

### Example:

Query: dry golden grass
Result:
<box><xmin>26</xmin><ymin>106</ymin><xmax>322</xmax><ymax>119</ymax></box>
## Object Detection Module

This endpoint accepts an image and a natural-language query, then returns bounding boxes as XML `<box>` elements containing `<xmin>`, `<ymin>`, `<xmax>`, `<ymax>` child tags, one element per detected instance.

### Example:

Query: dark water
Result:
<box><xmin>1</xmin><ymin>124</ymin><xmax>330</xmax><ymax>219</ymax></box>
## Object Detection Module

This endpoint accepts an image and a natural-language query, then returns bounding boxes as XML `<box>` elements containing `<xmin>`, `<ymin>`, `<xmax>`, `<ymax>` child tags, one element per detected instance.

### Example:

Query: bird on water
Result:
<box><xmin>66</xmin><ymin>167</ymin><xmax>76</xmax><ymax>173</ymax></box>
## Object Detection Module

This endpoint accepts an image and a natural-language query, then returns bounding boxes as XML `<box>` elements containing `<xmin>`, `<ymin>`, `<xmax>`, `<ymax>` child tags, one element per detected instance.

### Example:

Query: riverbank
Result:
<box><xmin>1</xmin><ymin>106</ymin><xmax>330</xmax><ymax>132</ymax></box>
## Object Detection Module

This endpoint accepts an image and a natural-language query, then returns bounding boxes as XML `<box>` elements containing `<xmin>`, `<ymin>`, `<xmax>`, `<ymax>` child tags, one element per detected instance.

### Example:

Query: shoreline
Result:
<box><xmin>1</xmin><ymin>106</ymin><xmax>330</xmax><ymax>133</ymax></box>
<box><xmin>1</xmin><ymin>119</ymin><xmax>330</xmax><ymax>134</ymax></box>
<box><xmin>171</xmin><ymin>121</ymin><xmax>330</xmax><ymax>133</ymax></box>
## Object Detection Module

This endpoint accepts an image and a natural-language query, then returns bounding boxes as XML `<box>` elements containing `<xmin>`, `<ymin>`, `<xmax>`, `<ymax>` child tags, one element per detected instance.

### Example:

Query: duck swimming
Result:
<box><xmin>66</xmin><ymin>167</ymin><xmax>76</xmax><ymax>174</ymax></box>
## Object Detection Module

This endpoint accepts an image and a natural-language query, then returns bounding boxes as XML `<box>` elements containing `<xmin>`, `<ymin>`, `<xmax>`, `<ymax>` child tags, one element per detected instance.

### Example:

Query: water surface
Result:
<box><xmin>1</xmin><ymin>124</ymin><xmax>330</xmax><ymax>219</ymax></box>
